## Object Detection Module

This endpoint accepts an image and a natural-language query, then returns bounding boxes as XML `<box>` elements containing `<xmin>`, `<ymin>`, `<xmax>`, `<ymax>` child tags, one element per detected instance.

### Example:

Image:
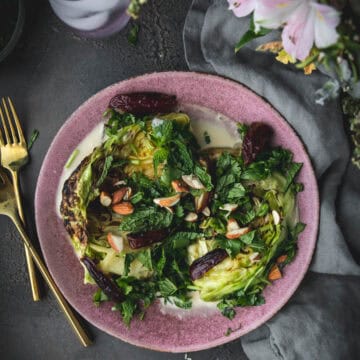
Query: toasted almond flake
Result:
<box><xmin>123</xmin><ymin>187</ymin><xmax>133</xmax><ymax>201</ymax></box>
<box><xmin>249</xmin><ymin>252</ymin><xmax>260</xmax><ymax>263</ymax></box>
<box><xmin>171</xmin><ymin>179</ymin><xmax>189</xmax><ymax>193</ymax></box>
<box><xmin>107</xmin><ymin>233</ymin><xmax>124</xmax><ymax>253</ymax></box>
<box><xmin>226</xmin><ymin>227</ymin><xmax>250</xmax><ymax>239</ymax></box>
<box><xmin>112</xmin><ymin>187</ymin><xmax>128</xmax><ymax>205</ymax></box>
<box><xmin>153</xmin><ymin>194</ymin><xmax>181</xmax><ymax>207</ymax></box>
<box><xmin>100</xmin><ymin>191</ymin><xmax>112</xmax><ymax>207</ymax></box>
<box><xmin>227</xmin><ymin>218</ymin><xmax>240</xmax><ymax>232</ymax></box>
<box><xmin>185</xmin><ymin>212</ymin><xmax>198</xmax><ymax>222</ymax></box>
<box><xmin>272</xmin><ymin>210</ymin><xmax>281</xmax><ymax>225</ymax></box>
<box><xmin>219</xmin><ymin>203</ymin><xmax>238</xmax><ymax>212</ymax></box>
<box><xmin>165</xmin><ymin>206</ymin><xmax>174</xmax><ymax>214</ymax></box>
<box><xmin>114</xmin><ymin>180</ymin><xmax>126</xmax><ymax>186</ymax></box>
<box><xmin>181</xmin><ymin>174</ymin><xmax>204</xmax><ymax>190</ymax></box>
<box><xmin>194</xmin><ymin>191</ymin><xmax>210</xmax><ymax>213</ymax></box>
<box><xmin>202</xmin><ymin>207</ymin><xmax>211</xmax><ymax>217</ymax></box>
<box><xmin>268</xmin><ymin>264</ymin><xmax>282</xmax><ymax>281</ymax></box>
<box><xmin>112</xmin><ymin>202</ymin><xmax>134</xmax><ymax>215</ymax></box>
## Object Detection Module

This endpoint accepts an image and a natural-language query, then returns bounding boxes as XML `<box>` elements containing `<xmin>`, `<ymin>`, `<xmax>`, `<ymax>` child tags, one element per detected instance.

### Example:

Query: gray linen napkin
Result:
<box><xmin>183</xmin><ymin>1</ymin><xmax>360</xmax><ymax>359</ymax></box>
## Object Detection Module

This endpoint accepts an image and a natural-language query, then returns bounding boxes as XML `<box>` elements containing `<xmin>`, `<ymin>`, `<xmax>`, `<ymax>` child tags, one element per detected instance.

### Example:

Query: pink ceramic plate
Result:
<box><xmin>35</xmin><ymin>72</ymin><xmax>319</xmax><ymax>352</ymax></box>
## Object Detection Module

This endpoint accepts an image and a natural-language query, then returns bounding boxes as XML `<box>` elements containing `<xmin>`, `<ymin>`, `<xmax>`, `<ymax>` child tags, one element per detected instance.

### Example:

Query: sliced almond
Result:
<box><xmin>100</xmin><ymin>191</ymin><xmax>112</xmax><ymax>207</ymax></box>
<box><xmin>123</xmin><ymin>187</ymin><xmax>133</xmax><ymax>201</ymax></box>
<box><xmin>272</xmin><ymin>210</ymin><xmax>281</xmax><ymax>225</ymax></box>
<box><xmin>107</xmin><ymin>233</ymin><xmax>124</xmax><ymax>252</ymax></box>
<box><xmin>219</xmin><ymin>203</ymin><xmax>238</xmax><ymax>212</ymax></box>
<box><xmin>195</xmin><ymin>191</ymin><xmax>210</xmax><ymax>213</ymax></box>
<box><xmin>112</xmin><ymin>202</ymin><xmax>134</xmax><ymax>215</ymax></box>
<box><xmin>202</xmin><ymin>206</ymin><xmax>211</xmax><ymax>217</ymax></box>
<box><xmin>182</xmin><ymin>174</ymin><xmax>204</xmax><ymax>189</ymax></box>
<box><xmin>226</xmin><ymin>227</ymin><xmax>250</xmax><ymax>239</ymax></box>
<box><xmin>113</xmin><ymin>180</ymin><xmax>127</xmax><ymax>186</ymax></box>
<box><xmin>112</xmin><ymin>187</ymin><xmax>128</xmax><ymax>205</ymax></box>
<box><xmin>153</xmin><ymin>194</ymin><xmax>181</xmax><ymax>208</ymax></box>
<box><xmin>227</xmin><ymin>218</ymin><xmax>240</xmax><ymax>232</ymax></box>
<box><xmin>165</xmin><ymin>206</ymin><xmax>174</xmax><ymax>214</ymax></box>
<box><xmin>185</xmin><ymin>212</ymin><xmax>198</xmax><ymax>222</ymax></box>
<box><xmin>268</xmin><ymin>264</ymin><xmax>282</xmax><ymax>281</ymax></box>
<box><xmin>249</xmin><ymin>252</ymin><xmax>260</xmax><ymax>263</ymax></box>
<box><xmin>171</xmin><ymin>179</ymin><xmax>189</xmax><ymax>193</ymax></box>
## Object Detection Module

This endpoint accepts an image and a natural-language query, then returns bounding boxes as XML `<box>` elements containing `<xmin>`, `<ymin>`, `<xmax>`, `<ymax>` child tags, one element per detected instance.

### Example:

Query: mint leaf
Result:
<box><xmin>158</xmin><ymin>278</ymin><xmax>177</xmax><ymax>297</ymax></box>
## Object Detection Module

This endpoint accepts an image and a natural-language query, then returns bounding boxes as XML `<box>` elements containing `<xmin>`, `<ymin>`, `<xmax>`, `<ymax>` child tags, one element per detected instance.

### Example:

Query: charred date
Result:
<box><xmin>81</xmin><ymin>257</ymin><xmax>124</xmax><ymax>303</ymax></box>
<box><xmin>127</xmin><ymin>229</ymin><xmax>169</xmax><ymax>249</ymax></box>
<box><xmin>190</xmin><ymin>248</ymin><xmax>228</xmax><ymax>281</ymax></box>
<box><xmin>109</xmin><ymin>92</ymin><xmax>177</xmax><ymax>115</ymax></box>
<box><xmin>242</xmin><ymin>122</ymin><xmax>273</xmax><ymax>165</ymax></box>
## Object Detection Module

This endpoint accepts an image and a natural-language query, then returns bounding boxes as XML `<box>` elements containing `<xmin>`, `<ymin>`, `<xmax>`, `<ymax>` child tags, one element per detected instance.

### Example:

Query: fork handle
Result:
<box><xmin>10</xmin><ymin>170</ymin><xmax>41</xmax><ymax>301</ymax></box>
<box><xmin>9</xmin><ymin>212</ymin><xmax>92</xmax><ymax>347</ymax></box>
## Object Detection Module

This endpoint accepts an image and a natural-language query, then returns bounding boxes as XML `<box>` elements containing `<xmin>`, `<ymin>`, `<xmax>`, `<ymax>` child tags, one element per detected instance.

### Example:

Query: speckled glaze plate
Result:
<box><xmin>35</xmin><ymin>72</ymin><xmax>319</xmax><ymax>352</ymax></box>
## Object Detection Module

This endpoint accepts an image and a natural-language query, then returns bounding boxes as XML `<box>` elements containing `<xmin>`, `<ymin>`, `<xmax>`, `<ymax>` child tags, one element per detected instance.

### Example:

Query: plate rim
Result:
<box><xmin>34</xmin><ymin>71</ymin><xmax>319</xmax><ymax>352</ymax></box>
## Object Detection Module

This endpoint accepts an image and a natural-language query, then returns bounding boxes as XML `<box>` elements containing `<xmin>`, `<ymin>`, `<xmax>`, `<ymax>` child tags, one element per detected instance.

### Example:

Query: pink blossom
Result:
<box><xmin>282</xmin><ymin>1</ymin><xmax>340</xmax><ymax>60</ymax></box>
<box><xmin>228</xmin><ymin>0</ymin><xmax>341</xmax><ymax>61</ymax></box>
<box><xmin>254</xmin><ymin>0</ymin><xmax>303</xmax><ymax>30</ymax></box>
<box><xmin>228</xmin><ymin>0</ymin><xmax>257</xmax><ymax>18</ymax></box>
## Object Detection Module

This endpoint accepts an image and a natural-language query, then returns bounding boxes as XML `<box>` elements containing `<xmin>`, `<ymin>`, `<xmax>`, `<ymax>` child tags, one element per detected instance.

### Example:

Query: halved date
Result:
<box><xmin>81</xmin><ymin>256</ymin><xmax>124</xmax><ymax>303</ymax></box>
<box><xmin>242</xmin><ymin>122</ymin><xmax>273</xmax><ymax>165</ymax></box>
<box><xmin>109</xmin><ymin>92</ymin><xmax>177</xmax><ymax>115</ymax></box>
<box><xmin>127</xmin><ymin>229</ymin><xmax>169</xmax><ymax>249</ymax></box>
<box><xmin>190</xmin><ymin>248</ymin><xmax>228</xmax><ymax>281</ymax></box>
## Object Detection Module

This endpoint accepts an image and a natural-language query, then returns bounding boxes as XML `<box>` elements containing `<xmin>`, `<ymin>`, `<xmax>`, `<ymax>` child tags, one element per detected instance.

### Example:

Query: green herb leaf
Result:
<box><xmin>120</xmin><ymin>299</ymin><xmax>137</xmax><ymax>326</ymax></box>
<box><xmin>153</xmin><ymin>148</ymin><xmax>169</xmax><ymax>176</ymax></box>
<box><xmin>119</xmin><ymin>206</ymin><xmax>173</xmax><ymax>232</ymax></box>
<box><xmin>240</xmin><ymin>230</ymin><xmax>256</xmax><ymax>244</ymax></box>
<box><xmin>216</xmin><ymin>237</ymin><xmax>243</xmax><ymax>258</ymax></box>
<box><xmin>168</xmin><ymin>232</ymin><xmax>202</xmax><ymax>249</ymax></box>
<box><xmin>93</xmin><ymin>289</ymin><xmax>108</xmax><ymax>306</ymax></box>
<box><xmin>127</xmin><ymin>23</ymin><xmax>139</xmax><ymax>46</ymax></box>
<box><xmin>158</xmin><ymin>278</ymin><xmax>177</xmax><ymax>297</ymax></box>
<box><xmin>235</xmin><ymin>16</ymin><xmax>272</xmax><ymax>53</ymax></box>
<box><xmin>27</xmin><ymin>129</ymin><xmax>39</xmax><ymax>150</ymax></box>
<box><xmin>65</xmin><ymin>149</ymin><xmax>80</xmax><ymax>169</ymax></box>
<box><xmin>96</xmin><ymin>155</ymin><xmax>113</xmax><ymax>187</ymax></box>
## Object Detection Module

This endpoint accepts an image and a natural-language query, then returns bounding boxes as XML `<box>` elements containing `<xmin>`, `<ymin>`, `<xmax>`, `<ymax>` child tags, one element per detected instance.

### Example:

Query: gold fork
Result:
<box><xmin>0</xmin><ymin>168</ymin><xmax>92</xmax><ymax>346</ymax></box>
<box><xmin>0</xmin><ymin>97</ymin><xmax>41</xmax><ymax>301</ymax></box>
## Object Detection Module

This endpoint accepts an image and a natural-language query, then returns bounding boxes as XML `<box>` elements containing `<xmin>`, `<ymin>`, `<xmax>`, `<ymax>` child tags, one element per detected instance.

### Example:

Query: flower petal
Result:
<box><xmin>254</xmin><ymin>0</ymin><xmax>303</xmax><ymax>29</ymax></box>
<box><xmin>281</xmin><ymin>2</ymin><xmax>315</xmax><ymax>60</ymax></box>
<box><xmin>312</xmin><ymin>3</ymin><xmax>340</xmax><ymax>49</ymax></box>
<box><xmin>228</xmin><ymin>0</ymin><xmax>257</xmax><ymax>18</ymax></box>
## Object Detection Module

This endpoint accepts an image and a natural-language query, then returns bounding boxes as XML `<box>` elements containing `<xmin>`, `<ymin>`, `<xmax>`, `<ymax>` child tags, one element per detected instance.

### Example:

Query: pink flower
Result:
<box><xmin>228</xmin><ymin>0</ymin><xmax>257</xmax><ymax>17</ymax></box>
<box><xmin>228</xmin><ymin>0</ymin><xmax>340</xmax><ymax>61</ymax></box>
<box><xmin>254</xmin><ymin>0</ymin><xmax>303</xmax><ymax>29</ymax></box>
<box><xmin>282</xmin><ymin>2</ymin><xmax>340</xmax><ymax>60</ymax></box>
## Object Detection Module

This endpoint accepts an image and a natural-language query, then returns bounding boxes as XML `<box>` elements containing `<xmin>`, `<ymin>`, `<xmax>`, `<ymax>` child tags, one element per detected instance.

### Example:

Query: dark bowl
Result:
<box><xmin>0</xmin><ymin>0</ymin><xmax>25</xmax><ymax>63</ymax></box>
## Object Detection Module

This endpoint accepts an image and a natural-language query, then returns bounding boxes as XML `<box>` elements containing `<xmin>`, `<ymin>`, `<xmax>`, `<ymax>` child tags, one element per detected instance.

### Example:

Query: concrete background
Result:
<box><xmin>0</xmin><ymin>1</ymin><xmax>247</xmax><ymax>359</ymax></box>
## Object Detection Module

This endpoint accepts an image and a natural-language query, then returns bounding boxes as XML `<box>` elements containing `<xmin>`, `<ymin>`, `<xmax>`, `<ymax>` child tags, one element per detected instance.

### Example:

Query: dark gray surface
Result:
<box><xmin>0</xmin><ymin>1</ymin><xmax>247</xmax><ymax>359</ymax></box>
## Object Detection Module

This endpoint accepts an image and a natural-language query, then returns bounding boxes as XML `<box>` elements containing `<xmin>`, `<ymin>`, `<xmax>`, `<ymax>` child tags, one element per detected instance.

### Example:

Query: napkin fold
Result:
<box><xmin>183</xmin><ymin>1</ymin><xmax>360</xmax><ymax>359</ymax></box>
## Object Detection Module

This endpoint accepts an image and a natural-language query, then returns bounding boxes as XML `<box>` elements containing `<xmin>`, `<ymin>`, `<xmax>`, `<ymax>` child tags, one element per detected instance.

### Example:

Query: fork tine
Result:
<box><xmin>0</xmin><ymin>105</ymin><xmax>10</xmax><ymax>144</ymax></box>
<box><xmin>7</xmin><ymin>97</ymin><xmax>26</xmax><ymax>144</ymax></box>
<box><xmin>2</xmin><ymin>98</ymin><xmax>18</xmax><ymax>143</ymax></box>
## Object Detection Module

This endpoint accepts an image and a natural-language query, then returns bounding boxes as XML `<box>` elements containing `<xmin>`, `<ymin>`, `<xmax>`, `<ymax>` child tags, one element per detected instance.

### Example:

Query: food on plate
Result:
<box><xmin>60</xmin><ymin>92</ymin><xmax>305</xmax><ymax>324</ymax></box>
